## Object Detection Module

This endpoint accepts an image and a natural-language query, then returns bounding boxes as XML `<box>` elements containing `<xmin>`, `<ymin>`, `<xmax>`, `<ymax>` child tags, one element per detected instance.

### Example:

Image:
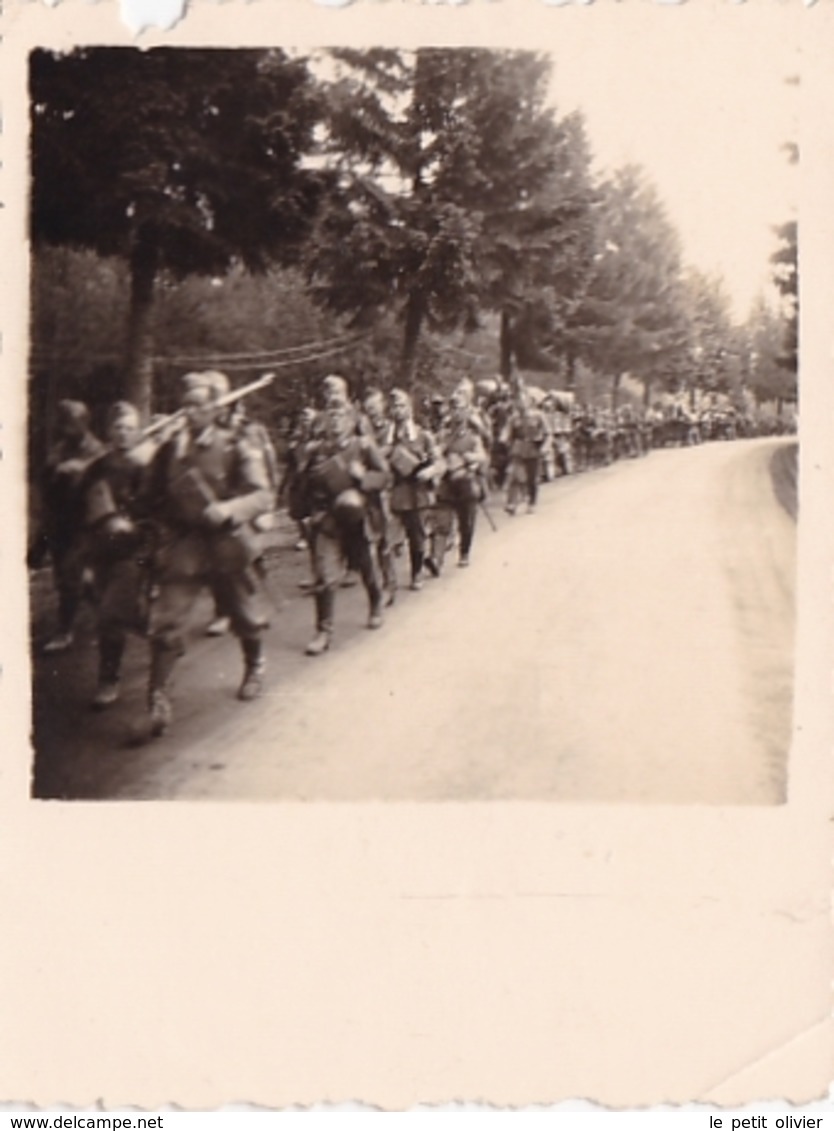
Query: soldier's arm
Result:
<box><xmin>361</xmin><ymin>435</ymin><xmax>389</xmax><ymax>475</ymax></box>
<box><xmin>417</xmin><ymin>429</ymin><xmax>445</xmax><ymax>482</ymax></box>
<box><xmin>467</xmin><ymin>434</ymin><xmax>489</xmax><ymax>472</ymax></box>
<box><xmin>215</xmin><ymin>438</ymin><xmax>276</xmax><ymax>526</ymax></box>
<box><xmin>354</xmin><ymin>436</ymin><xmax>391</xmax><ymax>493</ymax></box>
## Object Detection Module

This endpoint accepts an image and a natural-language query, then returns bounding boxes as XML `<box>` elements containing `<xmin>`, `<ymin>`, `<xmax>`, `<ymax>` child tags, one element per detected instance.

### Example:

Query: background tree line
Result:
<box><xmin>29</xmin><ymin>46</ymin><xmax>797</xmax><ymax>459</ymax></box>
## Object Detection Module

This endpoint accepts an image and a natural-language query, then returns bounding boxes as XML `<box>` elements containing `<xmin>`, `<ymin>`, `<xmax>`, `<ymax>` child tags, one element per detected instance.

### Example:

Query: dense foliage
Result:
<box><xmin>29</xmin><ymin>46</ymin><xmax>795</xmax><ymax>443</ymax></box>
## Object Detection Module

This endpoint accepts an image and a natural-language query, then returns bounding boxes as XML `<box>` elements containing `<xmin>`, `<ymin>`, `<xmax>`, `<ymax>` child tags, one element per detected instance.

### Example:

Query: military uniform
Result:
<box><xmin>359</xmin><ymin>406</ymin><xmax>398</xmax><ymax>603</ymax></box>
<box><xmin>386</xmin><ymin>412</ymin><xmax>444</xmax><ymax>589</ymax></box>
<box><xmin>38</xmin><ymin>402</ymin><xmax>104</xmax><ymax>652</ymax></box>
<box><xmin>434</xmin><ymin>415</ymin><xmax>489</xmax><ymax>570</ymax></box>
<box><xmin>551</xmin><ymin>402</ymin><xmax>575</xmax><ymax>475</ymax></box>
<box><xmin>143</xmin><ymin>406</ymin><xmax>275</xmax><ymax>733</ymax></box>
<box><xmin>504</xmin><ymin>402</ymin><xmax>548</xmax><ymax>514</ymax></box>
<box><xmin>298</xmin><ymin>415</ymin><xmax>389</xmax><ymax>654</ymax></box>
<box><xmin>79</xmin><ymin>427</ymin><xmax>152</xmax><ymax>706</ymax></box>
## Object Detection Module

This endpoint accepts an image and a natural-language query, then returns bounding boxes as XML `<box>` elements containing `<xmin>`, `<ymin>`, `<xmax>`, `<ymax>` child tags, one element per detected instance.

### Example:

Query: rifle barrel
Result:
<box><xmin>142</xmin><ymin>372</ymin><xmax>276</xmax><ymax>440</ymax></box>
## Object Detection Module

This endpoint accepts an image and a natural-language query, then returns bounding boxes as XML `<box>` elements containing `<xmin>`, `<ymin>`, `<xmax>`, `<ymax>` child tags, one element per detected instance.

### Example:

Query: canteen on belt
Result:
<box><xmin>332</xmin><ymin>488</ymin><xmax>366</xmax><ymax>527</ymax></box>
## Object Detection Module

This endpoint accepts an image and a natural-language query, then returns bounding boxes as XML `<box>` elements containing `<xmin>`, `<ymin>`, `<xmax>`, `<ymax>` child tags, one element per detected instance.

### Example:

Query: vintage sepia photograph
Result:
<box><xmin>26</xmin><ymin>28</ymin><xmax>799</xmax><ymax>803</ymax></box>
<box><xmin>4</xmin><ymin>0</ymin><xmax>833</xmax><ymax>1111</ymax></box>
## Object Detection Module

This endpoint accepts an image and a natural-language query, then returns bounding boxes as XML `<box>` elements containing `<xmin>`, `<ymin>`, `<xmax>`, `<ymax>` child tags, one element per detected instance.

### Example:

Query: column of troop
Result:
<box><xmin>31</xmin><ymin>367</ymin><xmax>763</xmax><ymax>742</ymax></box>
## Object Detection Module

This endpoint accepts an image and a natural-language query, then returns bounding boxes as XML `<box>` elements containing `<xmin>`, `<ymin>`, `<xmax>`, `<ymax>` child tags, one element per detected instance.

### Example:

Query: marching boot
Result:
<box><xmin>367</xmin><ymin>582</ymin><xmax>384</xmax><ymax>631</ymax></box>
<box><xmin>381</xmin><ymin>550</ymin><xmax>397</xmax><ymax>606</ymax></box>
<box><xmin>91</xmin><ymin>636</ymin><xmax>125</xmax><ymax>710</ymax></box>
<box><xmin>305</xmin><ymin>589</ymin><xmax>334</xmax><ymax>656</ymax></box>
<box><xmin>238</xmin><ymin>636</ymin><xmax>266</xmax><ymax>702</ymax></box>
<box><xmin>409</xmin><ymin>544</ymin><xmax>424</xmax><ymax>590</ymax></box>
<box><xmin>147</xmin><ymin>640</ymin><xmax>180</xmax><ymax>737</ymax></box>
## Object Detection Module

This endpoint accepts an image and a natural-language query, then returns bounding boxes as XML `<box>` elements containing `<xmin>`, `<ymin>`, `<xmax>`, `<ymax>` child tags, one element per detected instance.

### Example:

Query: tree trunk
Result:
<box><xmin>400</xmin><ymin>291</ymin><xmax>425</xmax><ymax>388</ymax></box>
<box><xmin>500</xmin><ymin>310</ymin><xmax>514</xmax><ymax>379</ymax></box>
<box><xmin>642</xmin><ymin>376</ymin><xmax>652</xmax><ymax>409</ymax></box>
<box><xmin>565</xmin><ymin>349</ymin><xmax>577</xmax><ymax>392</ymax></box>
<box><xmin>611</xmin><ymin>371</ymin><xmax>622</xmax><ymax>410</ymax></box>
<box><xmin>123</xmin><ymin>237</ymin><xmax>159</xmax><ymax>423</ymax></box>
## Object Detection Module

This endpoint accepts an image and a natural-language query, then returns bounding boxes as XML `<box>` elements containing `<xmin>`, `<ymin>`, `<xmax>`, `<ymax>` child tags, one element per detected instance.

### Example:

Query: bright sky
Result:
<box><xmin>543</xmin><ymin>3</ymin><xmax>800</xmax><ymax>322</ymax></box>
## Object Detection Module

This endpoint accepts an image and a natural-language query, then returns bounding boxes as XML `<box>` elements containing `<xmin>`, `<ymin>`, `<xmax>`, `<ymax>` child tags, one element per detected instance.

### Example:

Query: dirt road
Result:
<box><xmin>31</xmin><ymin>438</ymin><xmax>796</xmax><ymax>803</ymax></box>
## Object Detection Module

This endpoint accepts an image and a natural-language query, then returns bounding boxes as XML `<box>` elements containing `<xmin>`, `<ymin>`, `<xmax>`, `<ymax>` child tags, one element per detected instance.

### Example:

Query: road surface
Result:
<box><xmin>31</xmin><ymin>437</ymin><xmax>797</xmax><ymax>804</ymax></box>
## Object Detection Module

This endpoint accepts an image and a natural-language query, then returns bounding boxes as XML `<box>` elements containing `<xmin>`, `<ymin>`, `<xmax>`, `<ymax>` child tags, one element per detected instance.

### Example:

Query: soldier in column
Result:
<box><xmin>360</xmin><ymin>387</ymin><xmax>398</xmax><ymax>605</ymax></box>
<box><xmin>202</xmin><ymin>371</ymin><xmax>279</xmax><ymax>636</ymax></box>
<box><xmin>77</xmin><ymin>402</ymin><xmax>154</xmax><ymax>709</ymax></box>
<box><xmin>36</xmin><ymin>400</ymin><xmax>105</xmax><ymax>653</ymax></box>
<box><xmin>551</xmin><ymin>394</ymin><xmax>575</xmax><ymax>476</ymax></box>
<box><xmin>280</xmin><ymin>404</ymin><xmax>318</xmax><ymax>549</ymax></box>
<box><xmin>141</xmin><ymin>372</ymin><xmax>276</xmax><ymax>738</ymax></box>
<box><xmin>433</xmin><ymin>389</ymin><xmax>490</xmax><ymax>571</ymax></box>
<box><xmin>297</xmin><ymin>398</ymin><xmax>390</xmax><ymax>655</ymax></box>
<box><xmin>539</xmin><ymin>393</ymin><xmax>558</xmax><ymax>483</ymax></box>
<box><xmin>503</xmin><ymin>392</ymin><xmax>548</xmax><ymax>515</ymax></box>
<box><xmin>387</xmin><ymin>388</ymin><xmax>445</xmax><ymax>590</ymax></box>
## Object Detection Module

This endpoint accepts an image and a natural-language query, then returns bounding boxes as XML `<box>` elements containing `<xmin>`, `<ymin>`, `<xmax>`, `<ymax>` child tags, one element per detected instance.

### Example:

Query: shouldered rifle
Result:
<box><xmin>143</xmin><ymin>372</ymin><xmax>276</xmax><ymax>440</ymax></box>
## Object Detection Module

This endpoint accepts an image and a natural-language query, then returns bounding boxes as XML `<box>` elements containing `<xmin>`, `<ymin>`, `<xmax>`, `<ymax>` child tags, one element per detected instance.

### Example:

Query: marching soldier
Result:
<box><xmin>503</xmin><ymin>392</ymin><xmax>548</xmax><ymax>515</ymax></box>
<box><xmin>298</xmin><ymin>398</ymin><xmax>390</xmax><ymax>655</ymax></box>
<box><xmin>37</xmin><ymin>400</ymin><xmax>105</xmax><ymax>653</ymax></box>
<box><xmin>432</xmin><ymin>390</ymin><xmax>489</xmax><ymax>571</ymax></box>
<box><xmin>142</xmin><ymin>372</ymin><xmax>276</xmax><ymax>738</ymax></box>
<box><xmin>551</xmin><ymin>395</ymin><xmax>575</xmax><ymax>476</ymax></box>
<box><xmin>204</xmin><ymin>371</ymin><xmax>279</xmax><ymax>636</ymax></box>
<box><xmin>539</xmin><ymin>394</ymin><xmax>558</xmax><ymax>482</ymax></box>
<box><xmin>361</xmin><ymin>389</ymin><xmax>398</xmax><ymax>604</ymax></box>
<box><xmin>78</xmin><ymin>402</ymin><xmax>152</xmax><ymax>709</ymax></box>
<box><xmin>386</xmin><ymin>388</ymin><xmax>445</xmax><ymax>590</ymax></box>
<box><xmin>280</xmin><ymin>404</ymin><xmax>318</xmax><ymax>550</ymax></box>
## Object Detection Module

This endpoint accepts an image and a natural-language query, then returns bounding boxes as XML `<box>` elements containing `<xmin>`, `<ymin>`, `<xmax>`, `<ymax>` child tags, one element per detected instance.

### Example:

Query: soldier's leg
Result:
<box><xmin>214</xmin><ymin>566</ymin><xmax>271</xmax><ymax>700</ymax></box>
<box><xmin>526</xmin><ymin>458</ymin><xmax>540</xmax><ymax>510</ymax></box>
<box><xmin>206</xmin><ymin>581</ymin><xmax>232</xmax><ymax>636</ymax></box>
<box><xmin>354</xmin><ymin>534</ymin><xmax>383</xmax><ymax>629</ymax></box>
<box><xmin>427</xmin><ymin>503</ymin><xmax>452</xmax><ymax>576</ymax></box>
<box><xmin>410</xmin><ymin>511</ymin><xmax>427</xmax><ymax>589</ymax></box>
<box><xmin>147</xmin><ymin>579</ymin><xmax>201</xmax><ymax>735</ymax></box>
<box><xmin>505</xmin><ymin>460</ymin><xmax>521</xmax><ymax>515</ymax></box>
<box><xmin>91</xmin><ymin>558</ymin><xmax>147</xmax><ymax>709</ymax></box>
<box><xmin>43</xmin><ymin>539</ymin><xmax>86</xmax><ymax>652</ymax></box>
<box><xmin>379</xmin><ymin>536</ymin><xmax>397</xmax><ymax>605</ymax></box>
<box><xmin>457</xmin><ymin>500</ymin><xmax>477</xmax><ymax>565</ymax></box>
<box><xmin>91</xmin><ymin>630</ymin><xmax>126</xmax><ymax>709</ymax></box>
<box><xmin>395</xmin><ymin>510</ymin><xmax>423</xmax><ymax>588</ymax></box>
<box><xmin>306</xmin><ymin>526</ymin><xmax>339</xmax><ymax>655</ymax></box>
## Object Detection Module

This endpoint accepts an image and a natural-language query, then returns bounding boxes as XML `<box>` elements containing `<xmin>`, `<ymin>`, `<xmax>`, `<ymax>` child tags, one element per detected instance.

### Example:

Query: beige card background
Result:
<box><xmin>1</xmin><ymin>0</ymin><xmax>832</xmax><ymax>1109</ymax></box>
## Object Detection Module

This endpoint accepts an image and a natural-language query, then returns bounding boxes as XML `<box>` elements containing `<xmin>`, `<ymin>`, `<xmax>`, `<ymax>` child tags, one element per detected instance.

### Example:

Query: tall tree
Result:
<box><xmin>681</xmin><ymin>269</ymin><xmax>744</xmax><ymax>404</ymax></box>
<box><xmin>770</xmin><ymin>219</ymin><xmax>798</xmax><ymax>380</ymax></box>
<box><xmin>306</xmin><ymin>48</ymin><xmax>590</xmax><ymax>385</ymax></box>
<box><xmin>744</xmin><ymin>292</ymin><xmax>796</xmax><ymax>412</ymax></box>
<box><xmin>30</xmin><ymin>48</ymin><xmax>324</xmax><ymax>418</ymax></box>
<box><xmin>567</xmin><ymin>167</ymin><xmax>689</xmax><ymax>407</ymax></box>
